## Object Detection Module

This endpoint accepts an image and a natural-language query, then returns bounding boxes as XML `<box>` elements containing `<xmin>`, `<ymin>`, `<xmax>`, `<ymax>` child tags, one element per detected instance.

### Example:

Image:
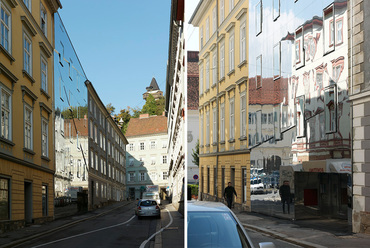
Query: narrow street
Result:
<box><xmin>9</xmin><ymin>201</ymin><xmax>183</xmax><ymax>248</ymax></box>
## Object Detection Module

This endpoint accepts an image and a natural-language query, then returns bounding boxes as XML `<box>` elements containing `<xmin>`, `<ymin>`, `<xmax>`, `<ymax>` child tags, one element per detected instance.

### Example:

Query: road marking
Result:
<box><xmin>30</xmin><ymin>215</ymin><xmax>136</xmax><ymax>248</ymax></box>
<box><xmin>139</xmin><ymin>209</ymin><xmax>173</xmax><ymax>248</ymax></box>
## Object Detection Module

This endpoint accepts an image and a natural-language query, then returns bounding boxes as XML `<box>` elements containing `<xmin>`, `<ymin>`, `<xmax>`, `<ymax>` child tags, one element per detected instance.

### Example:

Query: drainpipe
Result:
<box><xmin>216</xmin><ymin>0</ymin><xmax>220</xmax><ymax>202</ymax></box>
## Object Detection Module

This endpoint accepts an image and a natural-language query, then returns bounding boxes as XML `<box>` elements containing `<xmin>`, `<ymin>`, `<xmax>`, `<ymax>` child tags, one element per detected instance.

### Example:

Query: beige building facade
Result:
<box><xmin>190</xmin><ymin>0</ymin><xmax>250</xmax><ymax>210</ymax></box>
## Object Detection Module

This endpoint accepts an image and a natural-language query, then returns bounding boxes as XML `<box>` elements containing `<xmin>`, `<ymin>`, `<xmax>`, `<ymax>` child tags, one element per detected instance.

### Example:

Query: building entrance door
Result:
<box><xmin>24</xmin><ymin>181</ymin><xmax>32</xmax><ymax>224</ymax></box>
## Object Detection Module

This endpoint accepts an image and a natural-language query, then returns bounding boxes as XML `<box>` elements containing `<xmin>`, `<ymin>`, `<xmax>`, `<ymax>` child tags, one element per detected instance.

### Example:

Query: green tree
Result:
<box><xmin>61</xmin><ymin>105</ymin><xmax>88</xmax><ymax>119</ymax></box>
<box><xmin>106</xmin><ymin>103</ymin><xmax>115</xmax><ymax>115</ymax></box>
<box><xmin>191</xmin><ymin>139</ymin><xmax>199</xmax><ymax>167</ymax></box>
<box><xmin>141</xmin><ymin>94</ymin><xmax>158</xmax><ymax>115</ymax></box>
<box><xmin>115</xmin><ymin>108</ymin><xmax>131</xmax><ymax>134</ymax></box>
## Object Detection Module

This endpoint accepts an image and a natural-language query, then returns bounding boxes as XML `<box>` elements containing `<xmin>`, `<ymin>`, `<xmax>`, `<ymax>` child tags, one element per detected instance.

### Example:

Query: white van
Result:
<box><xmin>142</xmin><ymin>191</ymin><xmax>161</xmax><ymax>205</ymax></box>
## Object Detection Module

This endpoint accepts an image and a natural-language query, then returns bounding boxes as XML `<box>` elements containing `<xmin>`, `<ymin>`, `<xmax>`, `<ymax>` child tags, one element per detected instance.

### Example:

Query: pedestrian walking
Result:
<box><xmin>279</xmin><ymin>180</ymin><xmax>291</xmax><ymax>214</ymax></box>
<box><xmin>224</xmin><ymin>182</ymin><xmax>237</xmax><ymax>209</ymax></box>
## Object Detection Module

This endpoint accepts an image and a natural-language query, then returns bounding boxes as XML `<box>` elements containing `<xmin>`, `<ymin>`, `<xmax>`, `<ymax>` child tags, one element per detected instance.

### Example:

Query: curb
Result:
<box><xmin>0</xmin><ymin>202</ymin><xmax>133</xmax><ymax>248</ymax></box>
<box><xmin>154</xmin><ymin>213</ymin><xmax>162</xmax><ymax>248</ymax></box>
<box><xmin>242</xmin><ymin>223</ymin><xmax>327</xmax><ymax>248</ymax></box>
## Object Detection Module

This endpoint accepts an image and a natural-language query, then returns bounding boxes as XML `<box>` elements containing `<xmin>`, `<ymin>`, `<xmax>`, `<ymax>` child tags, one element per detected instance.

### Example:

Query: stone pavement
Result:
<box><xmin>233</xmin><ymin>209</ymin><xmax>370</xmax><ymax>248</ymax></box>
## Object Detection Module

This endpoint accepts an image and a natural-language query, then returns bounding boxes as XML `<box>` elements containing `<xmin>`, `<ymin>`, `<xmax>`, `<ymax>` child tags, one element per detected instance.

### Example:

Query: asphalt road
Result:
<box><xmin>15</xmin><ymin>202</ymin><xmax>166</xmax><ymax>248</ymax></box>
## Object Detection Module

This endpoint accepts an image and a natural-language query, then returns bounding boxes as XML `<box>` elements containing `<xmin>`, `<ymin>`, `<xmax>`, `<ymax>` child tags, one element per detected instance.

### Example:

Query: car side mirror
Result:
<box><xmin>259</xmin><ymin>242</ymin><xmax>276</xmax><ymax>248</ymax></box>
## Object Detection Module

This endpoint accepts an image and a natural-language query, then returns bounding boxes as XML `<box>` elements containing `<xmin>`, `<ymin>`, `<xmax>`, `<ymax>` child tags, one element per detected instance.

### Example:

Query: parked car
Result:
<box><xmin>188</xmin><ymin>201</ymin><xmax>275</xmax><ymax>248</ymax></box>
<box><xmin>135</xmin><ymin>199</ymin><xmax>161</xmax><ymax>219</ymax></box>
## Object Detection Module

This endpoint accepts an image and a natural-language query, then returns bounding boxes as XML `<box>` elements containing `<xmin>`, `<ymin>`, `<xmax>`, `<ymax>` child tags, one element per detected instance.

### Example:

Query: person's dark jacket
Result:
<box><xmin>224</xmin><ymin>186</ymin><xmax>237</xmax><ymax>198</ymax></box>
<box><xmin>279</xmin><ymin>184</ymin><xmax>290</xmax><ymax>199</ymax></box>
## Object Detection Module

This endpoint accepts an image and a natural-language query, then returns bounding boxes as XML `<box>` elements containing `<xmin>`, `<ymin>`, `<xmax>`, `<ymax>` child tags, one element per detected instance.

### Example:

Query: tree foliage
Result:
<box><xmin>61</xmin><ymin>106</ymin><xmax>88</xmax><ymax>119</ymax></box>
<box><xmin>191</xmin><ymin>139</ymin><xmax>199</xmax><ymax>167</ymax></box>
<box><xmin>106</xmin><ymin>103</ymin><xmax>115</xmax><ymax>115</ymax></box>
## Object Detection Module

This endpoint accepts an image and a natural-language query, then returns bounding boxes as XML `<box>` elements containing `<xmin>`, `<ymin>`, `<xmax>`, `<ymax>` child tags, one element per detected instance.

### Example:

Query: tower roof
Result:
<box><xmin>146</xmin><ymin>77</ymin><xmax>160</xmax><ymax>91</ymax></box>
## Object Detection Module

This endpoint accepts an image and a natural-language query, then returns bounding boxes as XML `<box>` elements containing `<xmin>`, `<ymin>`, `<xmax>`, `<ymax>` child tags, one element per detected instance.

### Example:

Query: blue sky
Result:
<box><xmin>58</xmin><ymin>0</ymin><xmax>171</xmax><ymax>113</ymax></box>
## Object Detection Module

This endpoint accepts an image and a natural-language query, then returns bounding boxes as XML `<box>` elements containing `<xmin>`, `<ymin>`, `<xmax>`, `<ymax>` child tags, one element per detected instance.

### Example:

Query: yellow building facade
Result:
<box><xmin>0</xmin><ymin>0</ymin><xmax>61</xmax><ymax>231</ymax></box>
<box><xmin>190</xmin><ymin>0</ymin><xmax>250</xmax><ymax>210</ymax></box>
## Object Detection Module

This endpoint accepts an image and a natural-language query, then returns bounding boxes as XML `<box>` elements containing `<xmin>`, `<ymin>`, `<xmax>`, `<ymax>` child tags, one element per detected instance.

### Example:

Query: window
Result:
<box><xmin>273</xmin><ymin>0</ymin><xmax>280</xmax><ymax>21</ymax></box>
<box><xmin>229</xmin><ymin>98</ymin><xmax>235</xmax><ymax>140</ymax></box>
<box><xmin>220</xmin><ymin>103</ymin><xmax>225</xmax><ymax>142</ymax></box>
<box><xmin>206</xmin><ymin>17</ymin><xmax>210</xmax><ymax>42</ymax></box>
<box><xmin>95</xmin><ymin>182</ymin><xmax>99</xmax><ymax>197</ymax></box>
<box><xmin>162</xmin><ymin>141</ymin><xmax>167</xmax><ymax>148</ymax></box>
<box><xmin>229</xmin><ymin>34</ymin><xmax>234</xmax><ymax>72</ymax></box>
<box><xmin>212</xmin><ymin>6</ymin><xmax>217</xmax><ymax>34</ymax></box>
<box><xmin>140</xmin><ymin>142</ymin><xmax>144</xmax><ymax>150</ymax></box>
<box><xmin>0</xmin><ymin>3</ymin><xmax>11</xmax><ymax>52</ymax></box>
<box><xmin>229</xmin><ymin>0</ymin><xmax>234</xmax><ymax>13</ymax></box>
<box><xmin>199</xmin><ymin>64</ymin><xmax>204</xmax><ymax>94</ymax></box>
<box><xmin>324</xmin><ymin>85</ymin><xmax>337</xmax><ymax>133</ymax></box>
<box><xmin>129</xmin><ymin>143</ymin><xmax>134</xmax><ymax>151</ymax></box>
<box><xmin>220</xmin><ymin>0</ymin><xmax>225</xmax><ymax>23</ymax></box>
<box><xmin>1</xmin><ymin>88</ymin><xmax>11</xmax><ymax>140</ymax></box>
<box><xmin>206</xmin><ymin>58</ymin><xmax>210</xmax><ymax>91</ymax></box>
<box><xmin>212</xmin><ymin>53</ymin><xmax>217</xmax><ymax>86</ymax></box>
<box><xmin>240</xmin><ymin>23</ymin><xmax>246</xmax><ymax>63</ymax></box>
<box><xmin>336</xmin><ymin>19</ymin><xmax>343</xmax><ymax>45</ymax></box>
<box><xmin>41</xmin><ymin>119</ymin><xmax>48</xmax><ymax>157</ymax></box>
<box><xmin>94</xmin><ymin>125</ymin><xmax>97</xmax><ymax>143</ymax></box>
<box><xmin>206</xmin><ymin>109</ymin><xmax>210</xmax><ymax>145</ymax></box>
<box><xmin>220</xmin><ymin>43</ymin><xmax>225</xmax><ymax>79</ymax></box>
<box><xmin>296</xmin><ymin>95</ymin><xmax>305</xmax><ymax>137</ymax></box>
<box><xmin>23</xmin><ymin>0</ymin><xmax>31</xmax><ymax>11</ymax></box>
<box><xmin>95</xmin><ymin>153</ymin><xmax>98</xmax><ymax>170</ymax></box>
<box><xmin>24</xmin><ymin>105</ymin><xmax>32</xmax><ymax>150</ymax></box>
<box><xmin>40</xmin><ymin>4</ymin><xmax>47</xmax><ymax>36</ymax></box>
<box><xmin>23</xmin><ymin>32</ymin><xmax>32</xmax><ymax>75</ymax></box>
<box><xmin>41</xmin><ymin>56</ymin><xmax>48</xmax><ymax>92</ymax></box>
<box><xmin>200</xmin><ymin>26</ymin><xmax>203</xmax><ymax>49</ymax></box>
<box><xmin>200</xmin><ymin>112</ymin><xmax>203</xmax><ymax>146</ymax></box>
<box><xmin>212</xmin><ymin>107</ymin><xmax>217</xmax><ymax>143</ymax></box>
<box><xmin>163</xmin><ymin>171</ymin><xmax>168</xmax><ymax>180</ymax></box>
<box><xmin>151</xmin><ymin>157</ymin><xmax>156</xmax><ymax>165</ymax></box>
<box><xmin>256</xmin><ymin>55</ymin><xmax>262</xmax><ymax>88</ymax></box>
<box><xmin>0</xmin><ymin>177</ymin><xmax>9</xmax><ymax>220</ymax></box>
<box><xmin>273</xmin><ymin>42</ymin><xmax>281</xmax><ymax>79</ymax></box>
<box><xmin>163</xmin><ymin>155</ymin><xmax>167</xmax><ymax>164</ymax></box>
<box><xmin>42</xmin><ymin>185</ymin><xmax>47</xmax><ymax>216</ymax></box>
<box><xmin>240</xmin><ymin>92</ymin><xmax>247</xmax><ymax>137</ymax></box>
<box><xmin>323</xmin><ymin>5</ymin><xmax>334</xmax><ymax>54</ymax></box>
<box><xmin>255</xmin><ymin>1</ymin><xmax>262</xmax><ymax>35</ymax></box>
<box><xmin>151</xmin><ymin>141</ymin><xmax>156</xmax><ymax>149</ymax></box>
<box><xmin>140</xmin><ymin>172</ymin><xmax>145</xmax><ymax>181</ymax></box>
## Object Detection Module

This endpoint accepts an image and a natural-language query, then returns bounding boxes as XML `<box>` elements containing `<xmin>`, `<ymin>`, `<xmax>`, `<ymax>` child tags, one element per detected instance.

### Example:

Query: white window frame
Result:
<box><xmin>336</xmin><ymin>19</ymin><xmax>343</xmax><ymax>45</ymax></box>
<box><xmin>229</xmin><ymin>34</ymin><xmax>235</xmax><ymax>72</ymax></box>
<box><xmin>200</xmin><ymin>112</ymin><xmax>203</xmax><ymax>146</ymax></box>
<box><xmin>206</xmin><ymin>58</ymin><xmax>210</xmax><ymax>90</ymax></box>
<box><xmin>23</xmin><ymin>32</ymin><xmax>32</xmax><ymax>75</ymax></box>
<box><xmin>220</xmin><ymin>0</ymin><xmax>225</xmax><ymax>23</ymax></box>
<box><xmin>162</xmin><ymin>155</ymin><xmax>167</xmax><ymax>164</ymax></box>
<box><xmin>23</xmin><ymin>0</ymin><xmax>31</xmax><ymax>11</ymax></box>
<box><xmin>212</xmin><ymin>6</ymin><xmax>217</xmax><ymax>34</ymax></box>
<box><xmin>240</xmin><ymin>92</ymin><xmax>247</xmax><ymax>138</ymax></box>
<box><xmin>220</xmin><ymin>42</ymin><xmax>225</xmax><ymax>79</ymax></box>
<box><xmin>212</xmin><ymin>53</ymin><xmax>217</xmax><ymax>86</ymax></box>
<box><xmin>162</xmin><ymin>171</ymin><xmax>169</xmax><ymax>180</ymax></box>
<box><xmin>40</xmin><ymin>55</ymin><xmax>48</xmax><ymax>92</ymax></box>
<box><xmin>41</xmin><ymin>118</ymin><xmax>48</xmax><ymax>157</ymax></box>
<box><xmin>206</xmin><ymin>17</ymin><xmax>210</xmax><ymax>42</ymax></box>
<box><xmin>240</xmin><ymin>22</ymin><xmax>246</xmax><ymax>63</ymax></box>
<box><xmin>255</xmin><ymin>1</ymin><xmax>262</xmax><ymax>36</ymax></box>
<box><xmin>0</xmin><ymin>87</ymin><xmax>11</xmax><ymax>140</ymax></box>
<box><xmin>129</xmin><ymin>143</ymin><xmax>134</xmax><ymax>151</ymax></box>
<box><xmin>140</xmin><ymin>142</ymin><xmax>144</xmax><ymax>150</ymax></box>
<box><xmin>212</xmin><ymin>106</ymin><xmax>217</xmax><ymax>143</ymax></box>
<box><xmin>24</xmin><ymin>104</ymin><xmax>33</xmax><ymax>150</ymax></box>
<box><xmin>40</xmin><ymin>3</ymin><xmax>47</xmax><ymax>36</ymax></box>
<box><xmin>140</xmin><ymin>172</ymin><xmax>145</xmax><ymax>182</ymax></box>
<box><xmin>229</xmin><ymin>0</ymin><xmax>234</xmax><ymax>13</ymax></box>
<box><xmin>206</xmin><ymin>109</ymin><xmax>210</xmax><ymax>145</ymax></box>
<box><xmin>200</xmin><ymin>63</ymin><xmax>204</xmax><ymax>94</ymax></box>
<box><xmin>220</xmin><ymin>102</ymin><xmax>225</xmax><ymax>142</ymax></box>
<box><xmin>273</xmin><ymin>0</ymin><xmax>280</xmax><ymax>21</ymax></box>
<box><xmin>0</xmin><ymin>2</ymin><xmax>11</xmax><ymax>52</ymax></box>
<box><xmin>151</xmin><ymin>141</ymin><xmax>156</xmax><ymax>149</ymax></box>
<box><xmin>229</xmin><ymin>97</ymin><xmax>235</xmax><ymax>140</ymax></box>
<box><xmin>200</xmin><ymin>26</ymin><xmax>203</xmax><ymax>49</ymax></box>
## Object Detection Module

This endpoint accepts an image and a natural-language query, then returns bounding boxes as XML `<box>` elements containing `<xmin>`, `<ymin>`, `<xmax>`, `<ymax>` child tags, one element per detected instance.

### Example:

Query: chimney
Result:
<box><xmin>139</xmin><ymin>113</ymin><xmax>150</xmax><ymax>119</ymax></box>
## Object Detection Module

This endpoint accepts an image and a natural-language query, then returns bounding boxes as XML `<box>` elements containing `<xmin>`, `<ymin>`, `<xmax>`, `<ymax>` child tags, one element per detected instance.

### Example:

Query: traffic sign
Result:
<box><xmin>193</xmin><ymin>174</ymin><xmax>199</xmax><ymax>180</ymax></box>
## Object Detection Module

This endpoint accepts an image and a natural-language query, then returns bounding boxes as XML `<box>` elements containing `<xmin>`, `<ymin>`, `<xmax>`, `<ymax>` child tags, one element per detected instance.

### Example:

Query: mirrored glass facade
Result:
<box><xmin>248</xmin><ymin>0</ymin><xmax>350</xmax><ymax>220</ymax></box>
<box><xmin>54</xmin><ymin>13</ymin><xmax>88</xmax><ymax>197</ymax></box>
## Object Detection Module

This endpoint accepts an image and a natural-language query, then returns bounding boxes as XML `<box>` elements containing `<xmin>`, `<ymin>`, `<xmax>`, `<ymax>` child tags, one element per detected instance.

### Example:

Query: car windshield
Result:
<box><xmin>188</xmin><ymin>211</ymin><xmax>251</xmax><ymax>248</ymax></box>
<box><xmin>140</xmin><ymin>200</ymin><xmax>157</xmax><ymax>206</ymax></box>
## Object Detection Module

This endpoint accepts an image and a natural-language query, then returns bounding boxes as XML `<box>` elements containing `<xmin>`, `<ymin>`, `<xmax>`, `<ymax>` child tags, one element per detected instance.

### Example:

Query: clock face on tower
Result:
<box><xmin>188</xmin><ymin>131</ymin><xmax>193</xmax><ymax>143</ymax></box>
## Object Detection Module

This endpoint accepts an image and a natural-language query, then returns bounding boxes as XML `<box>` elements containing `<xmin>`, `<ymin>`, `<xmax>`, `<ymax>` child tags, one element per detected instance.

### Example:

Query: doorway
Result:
<box><xmin>24</xmin><ymin>181</ymin><xmax>32</xmax><ymax>224</ymax></box>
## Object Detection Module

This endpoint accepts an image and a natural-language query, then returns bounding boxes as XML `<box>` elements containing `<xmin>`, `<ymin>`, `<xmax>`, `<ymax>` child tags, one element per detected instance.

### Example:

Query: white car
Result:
<box><xmin>188</xmin><ymin>201</ymin><xmax>275</xmax><ymax>248</ymax></box>
<box><xmin>135</xmin><ymin>199</ymin><xmax>161</xmax><ymax>219</ymax></box>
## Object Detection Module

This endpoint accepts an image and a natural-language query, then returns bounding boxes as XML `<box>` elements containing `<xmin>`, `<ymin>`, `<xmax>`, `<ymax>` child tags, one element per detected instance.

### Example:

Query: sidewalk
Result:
<box><xmin>233</xmin><ymin>209</ymin><xmax>370</xmax><ymax>248</ymax></box>
<box><xmin>0</xmin><ymin>201</ymin><xmax>133</xmax><ymax>248</ymax></box>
